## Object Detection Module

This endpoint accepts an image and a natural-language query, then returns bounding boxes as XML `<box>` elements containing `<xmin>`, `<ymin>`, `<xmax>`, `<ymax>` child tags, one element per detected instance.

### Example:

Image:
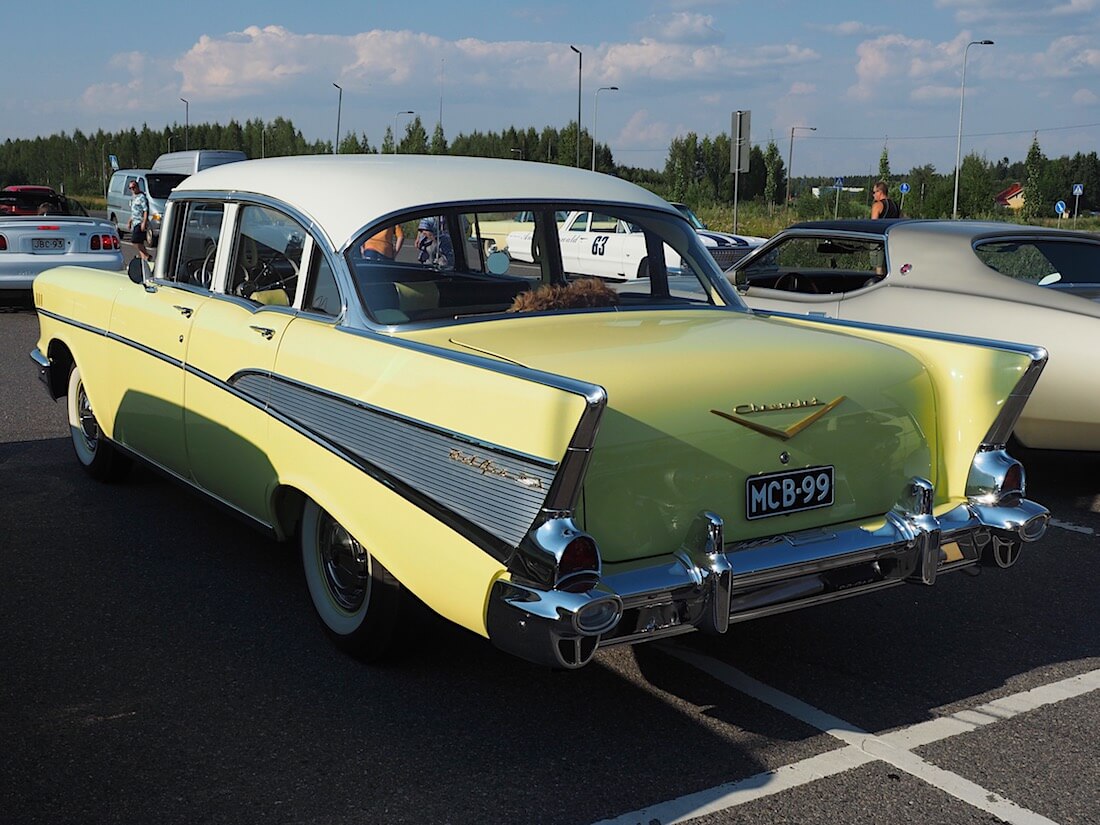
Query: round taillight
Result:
<box><xmin>559</xmin><ymin>536</ymin><xmax>598</xmax><ymax>577</ymax></box>
<box><xmin>0</xmin><ymin>234</ymin><xmax>7</xmax><ymax>251</ymax></box>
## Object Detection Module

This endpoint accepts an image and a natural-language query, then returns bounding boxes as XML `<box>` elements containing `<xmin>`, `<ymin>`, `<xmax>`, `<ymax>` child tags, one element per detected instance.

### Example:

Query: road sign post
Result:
<box><xmin>834</xmin><ymin>177</ymin><xmax>843</xmax><ymax>219</ymax></box>
<box><xmin>1073</xmin><ymin>183</ymin><xmax>1084</xmax><ymax>229</ymax></box>
<box><xmin>899</xmin><ymin>182</ymin><xmax>910</xmax><ymax>215</ymax></box>
<box><xmin>1055</xmin><ymin>200</ymin><xmax>1066</xmax><ymax>220</ymax></box>
<box><xmin>731</xmin><ymin>110</ymin><xmax>751</xmax><ymax>233</ymax></box>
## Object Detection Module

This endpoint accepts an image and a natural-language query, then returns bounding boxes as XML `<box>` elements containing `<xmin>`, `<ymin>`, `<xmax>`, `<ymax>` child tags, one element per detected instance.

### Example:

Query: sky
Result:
<box><xmin>3</xmin><ymin>0</ymin><xmax>1099</xmax><ymax>179</ymax></box>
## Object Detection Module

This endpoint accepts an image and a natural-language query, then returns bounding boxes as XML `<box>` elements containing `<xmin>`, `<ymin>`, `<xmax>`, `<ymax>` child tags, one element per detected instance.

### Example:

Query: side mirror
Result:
<box><xmin>127</xmin><ymin>257</ymin><xmax>148</xmax><ymax>285</ymax></box>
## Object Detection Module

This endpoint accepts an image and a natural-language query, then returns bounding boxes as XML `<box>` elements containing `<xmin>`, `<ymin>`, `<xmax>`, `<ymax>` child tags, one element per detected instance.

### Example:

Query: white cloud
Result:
<box><xmin>848</xmin><ymin>32</ymin><xmax>992</xmax><ymax>101</ymax></box>
<box><xmin>616</xmin><ymin>109</ymin><xmax>673</xmax><ymax>148</ymax></box>
<box><xmin>634</xmin><ymin>12</ymin><xmax>724</xmax><ymax>45</ymax></box>
<box><xmin>812</xmin><ymin>21</ymin><xmax>887</xmax><ymax>36</ymax></box>
<box><xmin>788</xmin><ymin>82</ymin><xmax>816</xmax><ymax>95</ymax></box>
<box><xmin>935</xmin><ymin>0</ymin><xmax>1098</xmax><ymax>25</ymax></box>
<box><xmin>1072</xmin><ymin>87</ymin><xmax>1099</xmax><ymax>104</ymax></box>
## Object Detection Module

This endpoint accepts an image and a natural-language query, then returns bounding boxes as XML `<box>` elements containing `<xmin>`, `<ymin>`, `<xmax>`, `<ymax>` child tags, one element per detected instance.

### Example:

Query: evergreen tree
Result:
<box><xmin>430</xmin><ymin>123</ymin><xmax>448</xmax><ymax>155</ymax></box>
<box><xmin>763</xmin><ymin>139</ymin><xmax>783</xmax><ymax>210</ymax></box>
<box><xmin>1022</xmin><ymin>134</ymin><xmax>1044</xmax><ymax>223</ymax></box>
<box><xmin>878</xmin><ymin>144</ymin><xmax>891</xmax><ymax>181</ymax></box>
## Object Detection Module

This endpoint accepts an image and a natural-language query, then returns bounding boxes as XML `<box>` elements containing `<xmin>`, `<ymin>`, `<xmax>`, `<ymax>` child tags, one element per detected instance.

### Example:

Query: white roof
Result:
<box><xmin>173</xmin><ymin>154</ymin><xmax>675</xmax><ymax>251</ymax></box>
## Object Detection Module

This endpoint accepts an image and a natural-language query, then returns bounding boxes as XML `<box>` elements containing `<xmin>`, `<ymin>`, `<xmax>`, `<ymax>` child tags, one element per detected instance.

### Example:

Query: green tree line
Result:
<box><xmin>3</xmin><ymin>117</ymin><xmax>1097</xmax><ymax>220</ymax></box>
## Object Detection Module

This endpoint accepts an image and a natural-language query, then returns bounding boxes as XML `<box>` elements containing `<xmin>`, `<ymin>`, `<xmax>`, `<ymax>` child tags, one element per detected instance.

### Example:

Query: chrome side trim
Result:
<box><xmin>981</xmin><ymin>350</ymin><xmax>1047</xmax><ymax>447</ymax></box>
<box><xmin>336</xmin><ymin>326</ymin><xmax>608</xmax><ymax>518</ymax></box>
<box><xmin>230</xmin><ymin>371</ymin><xmax>557</xmax><ymax>549</ymax></box>
<box><xmin>748</xmin><ymin>308</ymin><xmax>1049</xmax><ymax>363</ymax></box>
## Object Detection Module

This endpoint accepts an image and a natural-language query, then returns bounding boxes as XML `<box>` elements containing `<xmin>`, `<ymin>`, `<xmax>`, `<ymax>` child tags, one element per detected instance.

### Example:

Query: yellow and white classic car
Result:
<box><xmin>31</xmin><ymin>156</ymin><xmax>1049</xmax><ymax>669</ymax></box>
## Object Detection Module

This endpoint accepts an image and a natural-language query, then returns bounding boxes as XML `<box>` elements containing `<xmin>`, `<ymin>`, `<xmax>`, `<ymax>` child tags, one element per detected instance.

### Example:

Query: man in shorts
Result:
<box><xmin>127</xmin><ymin>180</ymin><xmax>151</xmax><ymax>261</ymax></box>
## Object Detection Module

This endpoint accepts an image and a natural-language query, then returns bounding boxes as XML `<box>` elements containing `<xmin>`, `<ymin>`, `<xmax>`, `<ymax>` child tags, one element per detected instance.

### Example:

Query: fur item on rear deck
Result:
<box><xmin>508</xmin><ymin>278</ymin><xmax>619</xmax><ymax>312</ymax></box>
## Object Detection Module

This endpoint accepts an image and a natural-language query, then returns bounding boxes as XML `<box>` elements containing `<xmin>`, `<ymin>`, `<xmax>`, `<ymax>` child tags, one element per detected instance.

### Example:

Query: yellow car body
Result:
<box><xmin>32</xmin><ymin>156</ymin><xmax>1049</xmax><ymax>669</ymax></box>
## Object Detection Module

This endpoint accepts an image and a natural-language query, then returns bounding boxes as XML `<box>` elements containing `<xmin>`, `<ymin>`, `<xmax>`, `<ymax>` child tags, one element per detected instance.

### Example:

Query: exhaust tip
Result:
<box><xmin>1019</xmin><ymin>512</ymin><xmax>1049</xmax><ymax>542</ymax></box>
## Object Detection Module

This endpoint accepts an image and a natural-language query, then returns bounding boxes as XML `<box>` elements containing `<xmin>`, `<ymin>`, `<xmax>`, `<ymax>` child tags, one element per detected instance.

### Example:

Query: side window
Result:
<box><xmin>304</xmin><ymin>252</ymin><xmax>341</xmax><ymax>317</ymax></box>
<box><xmin>974</xmin><ymin>242</ymin><xmax>1060</xmax><ymax>285</ymax></box>
<box><xmin>166</xmin><ymin>201</ymin><xmax>224</xmax><ymax>288</ymax></box>
<box><xmin>227</xmin><ymin>205</ymin><xmax>305</xmax><ymax>306</ymax></box>
<box><xmin>741</xmin><ymin>237</ymin><xmax>884</xmax><ymax>294</ymax></box>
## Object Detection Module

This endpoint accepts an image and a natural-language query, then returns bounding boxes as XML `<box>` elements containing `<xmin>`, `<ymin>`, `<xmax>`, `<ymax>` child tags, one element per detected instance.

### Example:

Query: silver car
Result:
<box><xmin>1</xmin><ymin>215</ymin><xmax>123</xmax><ymax>292</ymax></box>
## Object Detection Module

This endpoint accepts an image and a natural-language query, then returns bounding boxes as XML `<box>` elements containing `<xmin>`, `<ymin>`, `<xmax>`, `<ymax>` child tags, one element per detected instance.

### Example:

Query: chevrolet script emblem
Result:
<box><xmin>711</xmin><ymin>396</ymin><xmax>846</xmax><ymax>440</ymax></box>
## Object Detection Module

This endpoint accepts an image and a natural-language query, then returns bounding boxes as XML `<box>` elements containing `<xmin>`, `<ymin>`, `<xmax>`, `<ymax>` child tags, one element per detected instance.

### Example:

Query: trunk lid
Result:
<box><xmin>405</xmin><ymin>310</ymin><xmax>937</xmax><ymax>562</ymax></box>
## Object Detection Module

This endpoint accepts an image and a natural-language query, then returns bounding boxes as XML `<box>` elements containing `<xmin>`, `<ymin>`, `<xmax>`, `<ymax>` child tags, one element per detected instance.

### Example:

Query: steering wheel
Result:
<box><xmin>235</xmin><ymin>252</ymin><xmax>300</xmax><ymax>298</ymax></box>
<box><xmin>772</xmin><ymin>272</ymin><xmax>820</xmax><ymax>294</ymax></box>
<box><xmin>197</xmin><ymin>244</ymin><xmax>217</xmax><ymax>287</ymax></box>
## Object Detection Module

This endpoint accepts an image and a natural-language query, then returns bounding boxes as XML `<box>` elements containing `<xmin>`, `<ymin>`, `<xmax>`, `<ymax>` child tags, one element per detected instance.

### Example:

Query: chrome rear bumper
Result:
<box><xmin>486</xmin><ymin>477</ymin><xmax>1048</xmax><ymax>669</ymax></box>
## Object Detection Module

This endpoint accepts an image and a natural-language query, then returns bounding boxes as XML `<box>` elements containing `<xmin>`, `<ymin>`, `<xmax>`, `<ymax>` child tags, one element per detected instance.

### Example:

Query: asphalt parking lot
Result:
<box><xmin>2</xmin><ymin>295</ymin><xmax>1098</xmax><ymax>825</ymax></box>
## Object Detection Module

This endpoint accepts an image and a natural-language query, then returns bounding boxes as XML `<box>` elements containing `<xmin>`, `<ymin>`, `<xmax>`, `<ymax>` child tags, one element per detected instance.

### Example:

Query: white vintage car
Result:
<box><xmin>507</xmin><ymin>208</ymin><xmax>762</xmax><ymax>279</ymax></box>
<box><xmin>731</xmin><ymin>219</ymin><xmax>1100</xmax><ymax>451</ymax></box>
<box><xmin>31</xmin><ymin>159</ymin><xmax>1049</xmax><ymax>669</ymax></box>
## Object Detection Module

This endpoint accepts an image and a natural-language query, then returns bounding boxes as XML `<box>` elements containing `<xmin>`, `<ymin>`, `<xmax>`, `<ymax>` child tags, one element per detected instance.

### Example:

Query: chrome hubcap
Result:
<box><xmin>77</xmin><ymin>385</ymin><xmax>99</xmax><ymax>453</ymax></box>
<box><xmin>318</xmin><ymin>513</ymin><xmax>370</xmax><ymax>613</ymax></box>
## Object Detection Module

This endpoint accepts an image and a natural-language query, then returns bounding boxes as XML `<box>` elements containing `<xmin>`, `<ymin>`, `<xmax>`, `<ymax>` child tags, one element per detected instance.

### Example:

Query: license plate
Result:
<box><xmin>32</xmin><ymin>238</ymin><xmax>66</xmax><ymax>251</ymax></box>
<box><xmin>746</xmin><ymin>465</ymin><xmax>834</xmax><ymax>520</ymax></box>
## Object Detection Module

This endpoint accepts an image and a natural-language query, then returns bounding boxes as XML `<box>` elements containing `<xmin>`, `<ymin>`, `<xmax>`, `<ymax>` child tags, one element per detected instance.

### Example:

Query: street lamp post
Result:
<box><xmin>393</xmin><ymin>111</ymin><xmax>414</xmax><ymax>153</ymax></box>
<box><xmin>510</xmin><ymin>148</ymin><xmax>524</xmax><ymax>160</ymax></box>
<box><xmin>592</xmin><ymin>86</ymin><xmax>618</xmax><ymax>171</ymax></box>
<box><xmin>333</xmin><ymin>83</ymin><xmax>343</xmax><ymax>154</ymax></box>
<box><xmin>786</xmin><ymin>126</ymin><xmax>816</xmax><ymax>207</ymax></box>
<box><xmin>180</xmin><ymin>98</ymin><xmax>189</xmax><ymax>150</ymax></box>
<box><xmin>953</xmin><ymin>39</ymin><xmax>994</xmax><ymax>220</ymax></box>
<box><xmin>570</xmin><ymin>45</ymin><xmax>582</xmax><ymax>168</ymax></box>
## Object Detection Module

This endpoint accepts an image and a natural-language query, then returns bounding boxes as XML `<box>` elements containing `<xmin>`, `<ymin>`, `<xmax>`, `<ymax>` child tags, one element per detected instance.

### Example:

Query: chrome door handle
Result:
<box><xmin>250</xmin><ymin>325</ymin><xmax>275</xmax><ymax>340</ymax></box>
<box><xmin>173</xmin><ymin>305</ymin><xmax>193</xmax><ymax>318</ymax></box>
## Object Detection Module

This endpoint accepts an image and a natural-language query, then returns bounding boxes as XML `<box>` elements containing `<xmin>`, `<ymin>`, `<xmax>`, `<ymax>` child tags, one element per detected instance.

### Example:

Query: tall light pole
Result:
<box><xmin>592</xmin><ymin>86</ymin><xmax>618</xmax><ymax>170</ymax></box>
<box><xmin>180</xmin><ymin>98</ymin><xmax>189</xmax><ymax>150</ymax></box>
<box><xmin>570</xmin><ymin>45</ymin><xmax>582</xmax><ymax>167</ymax></box>
<box><xmin>393</xmin><ymin>111</ymin><xmax>414</xmax><ymax>153</ymax></box>
<box><xmin>510</xmin><ymin>148</ymin><xmax>524</xmax><ymax>160</ymax></box>
<box><xmin>786</xmin><ymin>125</ymin><xmax>816</xmax><ymax>206</ymax></box>
<box><xmin>333</xmin><ymin>83</ymin><xmax>343</xmax><ymax>154</ymax></box>
<box><xmin>953</xmin><ymin>39</ymin><xmax>994</xmax><ymax>219</ymax></box>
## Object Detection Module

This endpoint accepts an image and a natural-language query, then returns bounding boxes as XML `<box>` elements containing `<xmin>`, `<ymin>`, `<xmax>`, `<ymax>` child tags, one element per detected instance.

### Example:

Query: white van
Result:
<box><xmin>106</xmin><ymin>169</ymin><xmax>189</xmax><ymax>243</ymax></box>
<box><xmin>152</xmin><ymin>150</ymin><xmax>247</xmax><ymax>175</ymax></box>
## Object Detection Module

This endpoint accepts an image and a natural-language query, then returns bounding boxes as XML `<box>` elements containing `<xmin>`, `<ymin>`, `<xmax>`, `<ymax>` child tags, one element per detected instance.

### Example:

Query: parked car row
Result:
<box><xmin>30</xmin><ymin>155</ymin><xmax>1049</xmax><ymax>671</ymax></box>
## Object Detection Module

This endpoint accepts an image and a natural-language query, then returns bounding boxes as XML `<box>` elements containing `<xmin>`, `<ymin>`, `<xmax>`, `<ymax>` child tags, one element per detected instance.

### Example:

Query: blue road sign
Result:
<box><xmin>1055</xmin><ymin>200</ymin><xmax>1067</xmax><ymax>215</ymax></box>
<box><xmin>834</xmin><ymin>177</ymin><xmax>843</xmax><ymax>188</ymax></box>
<box><xmin>899</xmin><ymin>182</ymin><xmax>910</xmax><ymax>194</ymax></box>
<box><xmin>1073</xmin><ymin>183</ymin><xmax>1084</xmax><ymax>196</ymax></box>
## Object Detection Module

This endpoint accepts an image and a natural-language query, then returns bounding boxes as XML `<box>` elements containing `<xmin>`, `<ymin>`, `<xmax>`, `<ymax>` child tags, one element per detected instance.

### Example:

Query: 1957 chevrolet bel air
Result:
<box><xmin>31</xmin><ymin>155</ymin><xmax>1050</xmax><ymax>669</ymax></box>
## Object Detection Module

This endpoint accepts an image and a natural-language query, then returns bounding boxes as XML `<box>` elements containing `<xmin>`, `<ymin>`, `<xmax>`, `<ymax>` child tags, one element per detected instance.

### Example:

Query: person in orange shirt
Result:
<box><xmin>361</xmin><ymin>223</ymin><xmax>404</xmax><ymax>261</ymax></box>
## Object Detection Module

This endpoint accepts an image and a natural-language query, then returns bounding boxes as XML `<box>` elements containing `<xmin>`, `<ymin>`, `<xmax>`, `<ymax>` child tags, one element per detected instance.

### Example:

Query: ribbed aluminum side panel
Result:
<box><xmin>709</xmin><ymin>247</ymin><xmax>752</xmax><ymax>270</ymax></box>
<box><xmin>233</xmin><ymin>373</ymin><xmax>557</xmax><ymax>547</ymax></box>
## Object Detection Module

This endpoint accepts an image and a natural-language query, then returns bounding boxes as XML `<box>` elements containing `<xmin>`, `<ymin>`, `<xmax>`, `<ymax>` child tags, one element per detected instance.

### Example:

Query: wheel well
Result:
<box><xmin>46</xmin><ymin>340</ymin><xmax>74</xmax><ymax>399</ymax></box>
<box><xmin>272</xmin><ymin>485</ymin><xmax>307</xmax><ymax>542</ymax></box>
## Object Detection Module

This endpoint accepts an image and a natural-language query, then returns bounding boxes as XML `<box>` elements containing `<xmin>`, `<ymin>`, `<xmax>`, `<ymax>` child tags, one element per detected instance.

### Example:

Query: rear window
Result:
<box><xmin>346</xmin><ymin>203</ymin><xmax>732</xmax><ymax>326</ymax></box>
<box><xmin>146</xmin><ymin>173</ymin><xmax>188</xmax><ymax>199</ymax></box>
<box><xmin>973</xmin><ymin>239</ymin><xmax>1100</xmax><ymax>285</ymax></box>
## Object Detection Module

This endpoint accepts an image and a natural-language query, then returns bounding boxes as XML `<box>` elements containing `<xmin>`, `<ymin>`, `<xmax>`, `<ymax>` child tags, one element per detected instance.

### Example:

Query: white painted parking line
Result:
<box><xmin>595</xmin><ymin>651</ymin><xmax>1100</xmax><ymax>825</ymax></box>
<box><xmin>1050</xmin><ymin>518</ymin><xmax>1095</xmax><ymax>535</ymax></box>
